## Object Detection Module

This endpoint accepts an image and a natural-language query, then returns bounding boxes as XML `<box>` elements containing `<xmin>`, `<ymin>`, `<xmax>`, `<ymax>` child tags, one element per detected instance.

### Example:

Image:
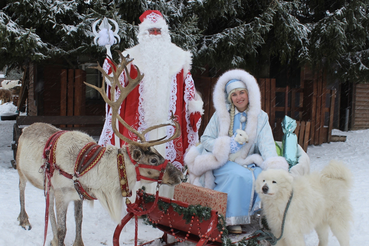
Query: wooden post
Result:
<box><xmin>351</xmin><ymin>83</ymin><xmax>357</xmax><ymax>129</ymax></box>
<box><xmin>318</xmin><ymin>72</ymin><xmax>326</xmax><ymax>145</ymax></box>
<box><xmin>67</xmin><ymin>69</ymin><xmax>74</xmax><ymax>127</ymax></box>
<box><xmin>74</xmin><ymin>69</ymin><xmax>86</xmax><ymax>127</ymax></box>
<box><xmin>28</xmin><ymin>63</ymin><xmax>37</xmax><ymax>116</ymax></box>
<box><xmin>298</xmin><ymin>121</ymin><xmax>305</xmax><ymax>147</ymax></box>
<box><xmin>328</xmin><ymin>89</ymin><xmax>336</xmax><ymax>142</ymax></box>
<box><xmin>291</xmin><ymin>88</ymin><xmax>296</xmax><ymax>118</ymax></box>
<box><xmin>299</xmin><ymin>81</ymin><xmax>304</xmax><ymax>120</ymax></box>
<box><xmin>17</xmin><ymin>66</ymin><xmax>28</xmax><ymax>110</ymax></box>
<box><xmin>303</xmin><ymin>121</ymin><xmax>311</xmax><ymax>152</ymax></box>
<box><xmin>60</xmin><ymin>69</ymin><xmax>67</xmax><ymax>127</ymax></box>
<box><xmin>295</xmin><ymin>121</ymin><xmax>301</xmax><ymax>139</ymax></box>
<box><xmin>310</xmin><ymin>80</ymin><xmax>317</xmax><ymax>145</ymax></box>
<box><xmin>265</xmin><ymin>79</ymin><xmax>271</xmax><ymax>123</ymax></box>
<box><xmin>284</xmin><ymin>86</ymin><xmax>289</xmax><ymax>116</ymax></box>
<box><xmin>270</xmin><ymin>78</ymin><xmax>276</xmax><ymax>129</ymax></box>
<box><xmin>259</xmin><ymin>78</ymin><xmax>266</xmax><ymax>112</ymax></box>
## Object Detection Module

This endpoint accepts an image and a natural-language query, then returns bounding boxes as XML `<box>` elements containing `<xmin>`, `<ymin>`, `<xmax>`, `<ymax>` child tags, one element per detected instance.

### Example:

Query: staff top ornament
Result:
<box><xmin>92</xmin><ymin>17</ymin><xmax>120</xmax><ymax>58</ymax></box>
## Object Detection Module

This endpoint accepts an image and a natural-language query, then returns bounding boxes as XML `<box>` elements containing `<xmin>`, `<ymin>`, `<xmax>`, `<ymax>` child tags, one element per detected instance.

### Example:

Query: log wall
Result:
<box><xmin>352</xmin><ymin>83</ymin><xmax>369</xmax><ymax>130</ymax></box>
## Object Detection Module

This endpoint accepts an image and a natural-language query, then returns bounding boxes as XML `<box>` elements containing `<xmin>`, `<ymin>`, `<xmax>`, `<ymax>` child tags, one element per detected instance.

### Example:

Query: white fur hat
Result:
<box><xmin>225</xmin><ymin>79</ymin><xmax>247</xmax><ymax>95</ymax></box>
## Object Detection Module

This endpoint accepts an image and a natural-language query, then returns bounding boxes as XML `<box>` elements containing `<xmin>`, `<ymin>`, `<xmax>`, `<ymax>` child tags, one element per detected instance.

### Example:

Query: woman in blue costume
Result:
<box><xmin>185</xmin><ymin>69</ymin><xmax>289</xmax><ymax>234</ymax></box>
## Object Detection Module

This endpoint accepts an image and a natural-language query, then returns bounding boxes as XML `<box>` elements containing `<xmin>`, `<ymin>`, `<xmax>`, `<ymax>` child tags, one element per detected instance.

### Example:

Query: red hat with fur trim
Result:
<box><xmin>139</xmin><ymin>10</ymin><xmax>163</xmax><ymax>23</ymax></box>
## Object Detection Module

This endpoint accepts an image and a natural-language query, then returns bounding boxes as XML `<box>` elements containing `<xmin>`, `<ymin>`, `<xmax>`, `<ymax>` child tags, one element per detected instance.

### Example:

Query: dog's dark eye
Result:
<box><xmin>272</xmin><ymin>181</ymin><xmax>277</xmax><ymax>183</ymax></box>
<box><xmin>263</xmin><ymin>180</ymin><xmax>265</xmax><ymax>182</ymax></box>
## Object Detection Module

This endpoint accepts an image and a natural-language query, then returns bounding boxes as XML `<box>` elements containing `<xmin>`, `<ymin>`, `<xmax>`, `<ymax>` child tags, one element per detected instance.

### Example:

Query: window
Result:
<box><xmin>81</xmin><ymin>63</ymin><xmax>102</xmax><ymax>100</ymax></box>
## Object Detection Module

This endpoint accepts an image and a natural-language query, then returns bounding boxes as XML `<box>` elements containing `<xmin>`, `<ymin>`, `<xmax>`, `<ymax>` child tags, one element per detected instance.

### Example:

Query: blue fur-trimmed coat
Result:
<box><xmin>185</xmin><ymin>69</ymin><xmax>288</xmax><ymax>189</ymax></box>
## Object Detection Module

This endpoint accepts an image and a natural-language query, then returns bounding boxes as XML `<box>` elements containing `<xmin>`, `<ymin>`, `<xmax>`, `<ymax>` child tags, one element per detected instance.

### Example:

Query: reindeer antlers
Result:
<box><xmin>84</xmin><ymin>52</ymin><xmax>181</xmax><ymax>148</ymax></box>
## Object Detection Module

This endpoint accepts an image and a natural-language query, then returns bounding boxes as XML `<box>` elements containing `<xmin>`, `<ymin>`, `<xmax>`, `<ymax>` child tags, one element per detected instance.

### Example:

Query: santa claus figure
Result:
<box><xmin>99</xmin><ymin>10</ymin><xmax>203</xmax><ymax>196</ymax></box>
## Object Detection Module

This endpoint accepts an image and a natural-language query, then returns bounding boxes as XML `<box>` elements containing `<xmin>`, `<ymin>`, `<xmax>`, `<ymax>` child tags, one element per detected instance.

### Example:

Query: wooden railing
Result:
<box><xmin>11</xmin><ymin>115</ymin><xmax>105</xmax><ymax>167</ymax></box>
<box><xmin>295</xmin><ymin>121</ymin><xmax>311</xmax><ymax>152</ymax></box>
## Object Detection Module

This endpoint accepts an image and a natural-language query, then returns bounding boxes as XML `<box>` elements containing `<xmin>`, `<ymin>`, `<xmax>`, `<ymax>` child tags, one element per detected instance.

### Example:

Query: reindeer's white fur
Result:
<box><xmin>16</xmin><ymin>122</ymin><xmax>182</xmax><ymax>246</ymax></box>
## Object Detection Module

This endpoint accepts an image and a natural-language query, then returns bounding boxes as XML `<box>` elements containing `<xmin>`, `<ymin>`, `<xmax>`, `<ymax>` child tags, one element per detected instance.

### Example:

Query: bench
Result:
<box><xmin>11</xmin><ymin>115</ymin><xmax>105</xmax><ymax>168</ymax></box>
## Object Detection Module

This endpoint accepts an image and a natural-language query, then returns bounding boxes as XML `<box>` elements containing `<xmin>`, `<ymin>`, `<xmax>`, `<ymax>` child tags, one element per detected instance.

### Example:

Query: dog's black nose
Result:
<box><xmin>262</xmin><ymin>184</ymin><xmax>268</xmax><ymax>194</ymax></box>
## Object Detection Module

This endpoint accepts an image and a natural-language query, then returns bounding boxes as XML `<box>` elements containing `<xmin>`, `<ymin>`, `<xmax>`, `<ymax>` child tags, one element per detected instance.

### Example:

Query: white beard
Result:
<box><xmin>137</xmin><ymin>34</ymin><xmax>173</xmax><ymax>127</ymax></box>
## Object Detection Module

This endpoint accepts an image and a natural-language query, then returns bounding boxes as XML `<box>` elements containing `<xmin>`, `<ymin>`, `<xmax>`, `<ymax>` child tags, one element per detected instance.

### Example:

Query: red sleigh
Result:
<box><xmin>112</xmin><ymin>184</ymin><xmax>264</xmax><ymax>246</ymax></box>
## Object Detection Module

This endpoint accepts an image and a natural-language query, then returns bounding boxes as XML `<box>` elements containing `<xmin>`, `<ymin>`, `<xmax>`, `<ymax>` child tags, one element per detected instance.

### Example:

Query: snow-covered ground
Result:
<box><xmin>0</xmin><ymin>107</ymin><xmax>368</xmax><ymax>245</ymax></box>
<box><xmin>0</xmin><ymin>102</ymin><xmax>18</xmax><ymax>115</ymax></box>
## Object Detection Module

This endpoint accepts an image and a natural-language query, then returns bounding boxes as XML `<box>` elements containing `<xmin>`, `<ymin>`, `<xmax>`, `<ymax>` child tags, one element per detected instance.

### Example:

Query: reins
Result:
<box><xmin>126</xmin><ymin>183</ymin><xmax>162</xmax><ymax>246</ymax></box>
<box><xmin>41</xmin><ymin>130</ymin><xmax>67</xmax><ymax>246</ymax></box>
<box><xmin>256</xmin><ymin>191</ymin><xmax>294</xmax><ymax>245</ymax></box>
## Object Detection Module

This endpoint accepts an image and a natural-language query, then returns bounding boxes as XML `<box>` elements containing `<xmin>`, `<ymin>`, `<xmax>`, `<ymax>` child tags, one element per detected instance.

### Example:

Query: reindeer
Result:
<box><xmin>16</xmin><ymin>54</ymin><xmax>183</xmax><ymax>246</ymax></box>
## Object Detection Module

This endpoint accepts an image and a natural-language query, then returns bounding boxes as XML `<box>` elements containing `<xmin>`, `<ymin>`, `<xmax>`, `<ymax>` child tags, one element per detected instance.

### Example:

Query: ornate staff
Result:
<box><xmin>92</xmin><ymin>17</ymin><xmax>120</xmax><ymax>58</ymax></box>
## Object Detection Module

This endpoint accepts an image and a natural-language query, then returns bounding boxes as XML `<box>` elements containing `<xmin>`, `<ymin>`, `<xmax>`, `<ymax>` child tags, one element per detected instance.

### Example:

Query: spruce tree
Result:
<box><xmin>1</xmin><ymin>0</ymin><xmax>369</xmax><ymax>83</ymax></box>
<box><xmin>0</xmin><ymin>0</ymin><xmax>199</xmax><ymax>71</ymax></box>
<box><xmin>306</xmin><ymin>0</ymin><xmax>369</xmax><ymax>82</ymax></box>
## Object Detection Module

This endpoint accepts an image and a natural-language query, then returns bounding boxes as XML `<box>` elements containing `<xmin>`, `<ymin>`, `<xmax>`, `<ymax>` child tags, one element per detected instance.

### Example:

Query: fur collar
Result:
<box><xmin>213</xmin><ymin>69</ymin><xmax>261</xmax><ymax>159</ymax></box>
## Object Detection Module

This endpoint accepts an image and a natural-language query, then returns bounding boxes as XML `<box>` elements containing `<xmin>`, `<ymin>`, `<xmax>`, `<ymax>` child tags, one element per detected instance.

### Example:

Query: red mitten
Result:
<box><xmin>190</xmin><ymin>112</ymin><xmax>201</xmax><ymax>132</ymax></box>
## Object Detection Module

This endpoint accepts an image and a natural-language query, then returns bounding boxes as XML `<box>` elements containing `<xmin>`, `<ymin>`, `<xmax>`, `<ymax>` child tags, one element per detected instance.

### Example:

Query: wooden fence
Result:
<box><xmin>260</xmin><ymin>77</ymin><xmax>336</xmax><ymax>146</ymax></box>
<box><xmin>60</xmin><ymin>69</ymin><xmax>86</xmax><ymax>127</ymax></box>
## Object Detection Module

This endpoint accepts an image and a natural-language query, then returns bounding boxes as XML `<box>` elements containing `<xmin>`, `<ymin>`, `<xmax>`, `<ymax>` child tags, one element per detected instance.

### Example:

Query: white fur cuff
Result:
<box><xmin>184</xmin><ymin>137</ymin><xmax>231</xmax><ymax>177</ymax></box>
<box><xmin>184</xmin><ymin>146</ymin><xmax>201</xmax><ymax>171</ymax></box>
<box><xmin>260</xmin><ymin>156</ymin><xmax>289</xmax><ymax>171</ymax></box>
<box><xmin>188</xmin><ymin>97</ymin><xmax>204</xmax><ymax>114</ymax></box>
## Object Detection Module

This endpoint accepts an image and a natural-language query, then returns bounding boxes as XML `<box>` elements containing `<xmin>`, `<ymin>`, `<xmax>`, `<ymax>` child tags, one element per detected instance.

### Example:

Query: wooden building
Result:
<box><xmin>17</xmin><ymin>61</ymin><xmax>349</xmax><ymax>152</ymax></box>
<box><xmin>19</xmin><ymin>61</ymin><xmax>105</xmax><ymax>118</ymax></box>
<box><xmin>340</xmin><ymin>82</ymin><xmax>369</xmax><ymax>130</ymax></box>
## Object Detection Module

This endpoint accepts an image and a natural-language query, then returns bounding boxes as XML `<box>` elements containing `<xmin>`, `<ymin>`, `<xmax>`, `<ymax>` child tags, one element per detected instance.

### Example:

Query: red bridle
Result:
<box><xmin>126</xmin><ymin>146</ymin><xmax>169</xmax><ymax>183</ymax></box>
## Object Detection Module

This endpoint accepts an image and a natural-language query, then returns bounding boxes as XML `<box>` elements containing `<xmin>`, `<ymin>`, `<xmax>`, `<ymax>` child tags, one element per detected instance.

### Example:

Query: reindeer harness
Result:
<box><xmin>42</xmin><ymin>131</ymin><xmax>170</xmax><ymax>202</ymax></box>
<box><xmin>41</xmin><ymin>130</ymin><xmax>171</xmax><ymax>246</ymax></box>
<box><xmin>42</xmin><ymin>131</ymin><xmax>106</xmax><ymax>201</ymax></box>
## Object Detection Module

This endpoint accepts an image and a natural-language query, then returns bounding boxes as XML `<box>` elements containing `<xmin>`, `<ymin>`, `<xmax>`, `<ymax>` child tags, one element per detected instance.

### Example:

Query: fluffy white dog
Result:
<box><xmin>255</xmin><ymin>160</ymin><xmax>352</xmax><ymax>246</ymax></box>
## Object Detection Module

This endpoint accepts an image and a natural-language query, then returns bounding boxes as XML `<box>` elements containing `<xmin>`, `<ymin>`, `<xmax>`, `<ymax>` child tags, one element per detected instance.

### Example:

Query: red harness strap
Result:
<box><xmin>42</xmin><ymin>130</ymin><xmax>67</xmax><ymax>246</ymax></box>
<box><xmin>117</xmin><ymin>150</ymin><xmax>132</xmax><ymax>197</ymax></box>
<box><xmin>52</xmin><ymin>141</ymin><xmax>106</xmax><ymax>201</ymax></box>
<box><xmin>72</xmin><ymin>142</ymin><xmax>106</xmax><ymax>200</ymax></box>
<box><xmin>42</xmin><ymin>130</ymin><xmax>67</xmax><ymax>181</ymax></box>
